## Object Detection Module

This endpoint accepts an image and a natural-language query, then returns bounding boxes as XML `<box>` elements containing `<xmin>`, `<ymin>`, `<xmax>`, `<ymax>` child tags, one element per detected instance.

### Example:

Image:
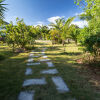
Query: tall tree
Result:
<box><xmin>49</xmin><ymin>18</ymin><xmax>65</xmax><ymax>30</ymax></box>
<box><xmin>5</xmin><ymin>21</ymin><xmax>16</xmax><ymax>52</ymax></box>
<box><xmin>75</xmin><ymin>0</ymin><xmax>100</xmax><ymax>57</ymax></box>
<box><xmin>4</xmin><ymin>18</ymin><xmax>36</xmax><ymax>52</ymax></box>
<box><xmin>40</xmin><ymin>25</ymin><xmax>49</xmax><ymax>40</ymax></box>
<box><xmin>61</xmin><ymin>17</ymin><xmax>75</xmax><ymax>46</ymax></box>
<box><xmin>0</xmin><ymin>0</ymin><xmax>7</xmax><ymax>24</ymax></box>
<box><xmin>69</xmin><ymin>24</ymin><xmax>80</xmax><ymax>45</ymax></box>
<box><xmin>49</xmin><ymin>29</ymin><xmax>60</xmax><ymax>44</ymax></box>
<box><xmin>49</xmin><ymin>18</ymin><xmax>65</xmax><ymax>44</ymax></box>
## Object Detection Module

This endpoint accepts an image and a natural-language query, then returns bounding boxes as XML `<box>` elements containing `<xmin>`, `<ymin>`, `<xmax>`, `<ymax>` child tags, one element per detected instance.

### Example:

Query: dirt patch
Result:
<box><xmin>78</xmin><ymin>63</ymin><xmax>100</xmax><ymax>92</ymax></box>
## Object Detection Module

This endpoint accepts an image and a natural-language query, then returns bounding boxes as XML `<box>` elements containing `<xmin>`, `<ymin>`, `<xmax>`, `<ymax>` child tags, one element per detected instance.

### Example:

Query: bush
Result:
<box><xmin>25</xmin><ymin>46</ymin><xmax>35</xmax><ymax>50</ymax></box>
<box><xmin>0</xmin><ymin>54</ymin><xmax>5</xmax><ymax>61</ymax></box>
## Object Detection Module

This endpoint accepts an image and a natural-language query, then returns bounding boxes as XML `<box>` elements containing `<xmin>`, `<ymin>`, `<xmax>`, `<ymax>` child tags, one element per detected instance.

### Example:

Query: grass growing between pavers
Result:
<box><xmin>35</xmin><ymin>40</ymin><xmax>100</xmax><ymax>100</ymax></box>
<box><xmin>0</xmin><ymin>41</ymin><xmax>100</xmax><ymax>100</ymax></box>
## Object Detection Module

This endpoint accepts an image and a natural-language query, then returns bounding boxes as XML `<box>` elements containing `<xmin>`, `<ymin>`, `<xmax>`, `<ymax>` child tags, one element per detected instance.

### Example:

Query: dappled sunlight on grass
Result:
<box><xmin>10</xmin><ymin>53</ymin><xmax>29</xmax><ymax>59</ymax></box>
<box><xmin>0</xmin><ymin>41</ymin><xmax>100</xmax><ymax>100</ymax></box>
<box><xmin>35</xmin><ymin>41</ymin><xmax>99</xmax><ymax>100</ymax></box>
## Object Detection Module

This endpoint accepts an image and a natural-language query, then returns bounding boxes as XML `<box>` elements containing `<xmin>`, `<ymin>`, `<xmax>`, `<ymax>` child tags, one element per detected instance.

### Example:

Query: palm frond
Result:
<box><xmin>0</xmin><ymin>0</ymin><xmax>7</xmax><ymax>19</ymax></box>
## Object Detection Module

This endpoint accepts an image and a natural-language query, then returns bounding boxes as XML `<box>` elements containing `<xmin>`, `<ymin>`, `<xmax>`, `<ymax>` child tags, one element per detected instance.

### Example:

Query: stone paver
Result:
<box><xmin>52</xmin><ymin>76</ymin><xmax>70</xmax><ymax>93</ymax></box>
<box><xmin>29</xmin><ymin>53</ymin><xmax>34</xmax><ymax>57</ymax></box>
<box><xmin>18</xmin><ymin>91</ymin><xmax>35</xmax><ymax>100</ymax></box>
<box><xmin>41</xmin><ymin>69</ymin><xmax>58</xmax><ymax>74</ymax></box>
<box><xmin>27</xmin><ymin>63</ymin><xmax>40</xmax><ymax>66</ymax></box>
<box><xmin>27</xmin><ymin>58</ymin><xmax>34</xmax><ymax>63</ymax></box>
<box><xmin>46</xmin><ymin>62</ymin><xmax>54</xmax><ymax>67</ymax></box>
<box><xmin>32</xmin><ymin>50</ymin><xmax>34</xmax><ymax>52</ymax></box>
<box><xmin>18</xmin><ymin>47</ymin><xmax>72</xmax><ymax>100</ymax></box>
<box><xmin>25</xmin><ymin>68</ymin><xmax>32</xmax><ymax>75</ymax></box>
<box><xmin>43</xmin><ymin>56</ymin><xmax>48</xmax><ymax>58</ymax></box>
<box><xmin>41</xmin><ymin>52</ymin><xmax>45</xmax><ymax>54</ymax></box>
<box><xmin>23</xmin><ymin>78</ymin><xmax>47</xmax><ymax>87</ymax></box>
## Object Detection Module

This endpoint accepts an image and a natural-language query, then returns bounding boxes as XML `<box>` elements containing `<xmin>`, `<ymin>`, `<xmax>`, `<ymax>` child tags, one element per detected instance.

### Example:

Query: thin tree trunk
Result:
<box><xmin>62</xmin><ymin>40</ymin><xmax>65</xmax><ymax>47</ymax></box>
<box><xmin>62</xmin><ymin>40</ymin><xmax>66</xmax><ymax>52</ymax></box>
<box><xmin>68</xmin><ymin>39</ymin><xmax>70</xmax><ymax>44</ymax></box>
<box><xmin>12</xmin><ymin>43</ymin><xmax>15</xmax><ymax>52</ymax></box>
<box><xmin>75</xmin><ymin>40</ymin><xmax>77</xmax><ymax>45</ymax></box>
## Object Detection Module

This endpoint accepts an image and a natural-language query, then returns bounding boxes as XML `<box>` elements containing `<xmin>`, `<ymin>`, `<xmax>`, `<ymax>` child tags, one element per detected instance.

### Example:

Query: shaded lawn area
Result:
<box><xmin>35</xmin><ymin>41</ymin><xmax>100</xmax><ymax>100</ymax></box>
<box><xmin>0</xmin><ymin>41</ymin><xmax>100</xmax><ymax>100</ymax></box>
<box><xmin>0</xmin><ymin>45</ymin><xmax>29</xmax><ymax>100</ymax></box>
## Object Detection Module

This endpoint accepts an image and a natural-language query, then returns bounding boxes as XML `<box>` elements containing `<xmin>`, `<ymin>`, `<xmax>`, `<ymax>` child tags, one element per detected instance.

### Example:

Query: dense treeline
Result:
<box><xmin>75</xmin><ymin>0</ymin><xmax>100</xmax><ymax>62</ymax></box>
<box><xmin>0</xmin><ymin>0</ymin><xmax>100</xmax><ymax>64</ymax></box>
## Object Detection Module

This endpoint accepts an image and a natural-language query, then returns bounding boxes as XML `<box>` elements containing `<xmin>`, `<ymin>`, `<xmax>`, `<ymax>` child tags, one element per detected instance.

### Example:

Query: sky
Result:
<box><xmin>4</xmin><ymin>0</ymin><xmax>88</xmax><ymax>28</ymax></box>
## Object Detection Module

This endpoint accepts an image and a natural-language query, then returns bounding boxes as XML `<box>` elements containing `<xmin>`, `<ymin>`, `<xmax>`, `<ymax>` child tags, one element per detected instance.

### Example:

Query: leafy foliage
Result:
<box><xmin>4</xmin><ymin>18</ymin><xmax>36</xmax><ymax>51</ymax></box>
<box><xmin>49</xmin><ymin>17</ymin><xmax>75</xmax><ymax>45</ymax></box>
<box><xmin>0</xmin><ymin>0</ymin><xmax>7</xmax><ymax>19</ymax></box>
<box><xmin>69</xmin><ymin>24</ymin><xmax>80</xmax><ymax>44</ymax></box>
<box><xmin>75</xmin><ymin>0</ymin><xmax>100</xmax><ymax>57</ymax></box>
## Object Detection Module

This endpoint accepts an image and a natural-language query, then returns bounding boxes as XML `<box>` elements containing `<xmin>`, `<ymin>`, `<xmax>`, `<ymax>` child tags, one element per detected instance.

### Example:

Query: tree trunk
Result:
<box><xmin>75</xmin><ymin>40</ymin><xmax>77</xmax><ymax>45</ymax></box>
<box><xmin>68</xmin><ymin>39</ymin><xmax>70</xmax><ymax>44</ymax></box>
<box><xmin>62</xmin><ymin>40</ymin><xmax>66</xmax><ymax>52</ymax></box>
<box><xmin>12</xmin><ymin>43</ymin><xmax>15</xmax><ymax>52</ymax></box>
<box><xmin>62</xmin><ymin>40</ymin><xmax>65</xmax><ymax>47</ymax></box>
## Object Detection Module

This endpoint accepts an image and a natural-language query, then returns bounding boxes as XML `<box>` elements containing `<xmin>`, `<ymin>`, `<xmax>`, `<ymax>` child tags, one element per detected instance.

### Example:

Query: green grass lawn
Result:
<box><xmin>0</xmin><ymin>41</ymin><xmax>100</xmax><ymax>100</ymax></box>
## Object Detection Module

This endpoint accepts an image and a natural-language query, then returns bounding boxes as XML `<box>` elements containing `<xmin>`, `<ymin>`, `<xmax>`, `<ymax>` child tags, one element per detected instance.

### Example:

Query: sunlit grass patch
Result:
<box><xmin>0</xmin><ymin>41</ymin><xmax>100</xmax><ymax>100</ymax></box>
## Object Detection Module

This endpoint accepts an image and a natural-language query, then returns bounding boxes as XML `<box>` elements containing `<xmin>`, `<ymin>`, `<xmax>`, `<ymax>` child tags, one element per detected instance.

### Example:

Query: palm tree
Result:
<box><xmin>0</xmin><ymin>0</ymin><xmax>7</xmax><ymax>19</ymax></box>
<box><xmin>69</xmin><ymin>24</ymin><xmax>80</xmax><ymax>45</ymax></box>
<box><xmin>49</xmin><ymin>18</ymin><xmax>65</xmax><ymax>43</ymax></box>
<box><xmin>61</xmin><ymin>17</ymin><xmax>75</xmax><ymax>46</ymax></box>
<box><xmin>49</xmin><ymin>18</ymin><xmax>65</xmax><ymax>31</ymax></box>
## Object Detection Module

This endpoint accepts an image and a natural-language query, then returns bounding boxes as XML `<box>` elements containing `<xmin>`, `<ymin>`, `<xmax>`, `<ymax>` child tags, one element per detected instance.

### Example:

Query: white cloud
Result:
<box><xmin>35</xmin><ymin>21</ymin><xmax>44</xmax><ymax>26</ymax></box>
<box><xmin>75</xmin><ymin>12</ymin><xmax>86</xmax><ymax>16</ymax></box>
<box><xmin>47</xmin><ymin>16</ymin><xmax>64</xmax><ymax>23</ymax></box>
<box><xmin>71</xmin><ymin>20</ymin><xmax>88</xmax><ymax>28</ymax></box>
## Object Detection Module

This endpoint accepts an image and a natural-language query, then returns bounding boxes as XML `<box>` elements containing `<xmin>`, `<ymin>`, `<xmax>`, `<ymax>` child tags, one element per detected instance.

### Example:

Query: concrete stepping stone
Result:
<box><xmin>27</xmin><ymin>58</ymin><xmax>34</xmax><ymax>63</ymax></box>
<box><xmin>32</xmin><ymin>50</ymin><xmax>34</xmax><ymax>52</ymax></box>
<box><xmin>52</xmin><ymin>76</ymin><xmax>70</xmax><ymax>93</ymax></box>
<box><xmin>40</xmin><ymin>59</ymin><xmax>50</xmax><ymax>62</ymax></box>
<box><xmin>42</xmin><ymin>54</ymin><xmax>45</xmax><ymax>55</ymax></box>
<box><xmin>41</xmin><ymin>69</ymin><xmax>58</xmax><ymax>74</ymax></box>
<box><xmin>25</xmin><ymin>68</ymin><xmax>32</xmax><ymax>75</ymax></box>
<box><xmin>43</xmin><ymin>56</ymin><xmax>48</xmax><ymax>58</ymax></box>
<box><xmin>29</xmin><ymin>53</ymin><xmax>34</xmax><ymax>57</ymax></box>
<box><xmin>42</xmin><ymin>52</ymin><xmax>45</xmax><ymax>54</ymax></box>
<box><xmin>30</xmin><ymin>55</ymin><xmax>39</xmax><ymax>58</ymax></box>
<box><xmin>23</xmin><ymin>78</ymin><xmax>47</xmax><ymax>87</ymax></box>
<box><xmin>18</xmin><ymin>91</ymin><xmax>35</xmax><ymax>100</ymax></box>
<box><xmin>47</xmin><ymin>62</ymin><xmax>54</xmax><ymax>67</ymax></box>
<box><xmin>41</xmin><ymin>53</ymin><xmax>45</xmax><ymax>55</ymax></box>
<box><xmin>27</xmin><ymin>63</ymin><xmax>40</xmax><ymax>66</ymax></box>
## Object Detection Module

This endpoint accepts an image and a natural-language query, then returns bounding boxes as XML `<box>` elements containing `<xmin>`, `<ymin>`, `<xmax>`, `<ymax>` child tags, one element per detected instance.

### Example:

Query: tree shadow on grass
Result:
<box><xmin>50</xmin><ymin>56</ymin><xmax>97</xmax><ymax>100</ymax></box>
<box><xmin>0</xmin><ymin>50</ymin><xmax>18</xmax><ymax>61</ymax></box>
<box><xmin>0</xmin><ymin>55</ymin><xmax>28</xmax><ymax>100</ymax></box>
<box><xmin>60</xmin><ymin>52</ymin><xmax>82</xmax><ymax>56</ymax></box>
<box><xmin>45</xmin><ymin>52</ymin><xmax>82</xmax><ymax>57</ymax></box>
<box><xmin>48</xmin><ymin>47</ymin><xmax>61</xmax><ymax>51</ymax></box>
